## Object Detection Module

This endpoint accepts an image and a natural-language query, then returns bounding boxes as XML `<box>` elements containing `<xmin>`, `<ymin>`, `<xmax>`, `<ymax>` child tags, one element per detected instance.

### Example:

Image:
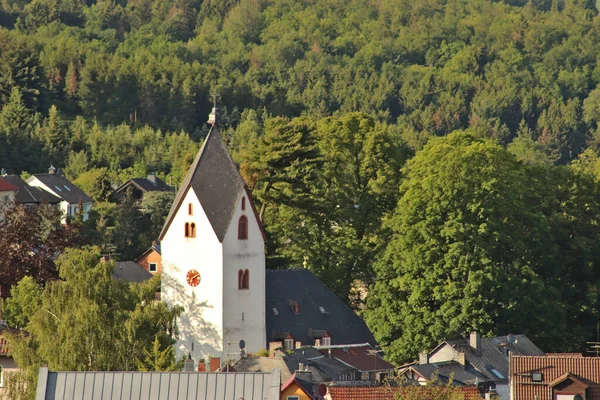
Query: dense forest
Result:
<box><xmin>5</xmin><ymin>0</ymin><xmax>600</xmax><ymax>363</ymax></box>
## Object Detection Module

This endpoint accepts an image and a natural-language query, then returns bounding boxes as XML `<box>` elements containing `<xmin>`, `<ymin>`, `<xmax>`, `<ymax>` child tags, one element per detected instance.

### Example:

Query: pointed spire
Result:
<box><xmin>207</xmin><ymin>91</ymin><xmax>220</xmax><ymax>126</ymax></box>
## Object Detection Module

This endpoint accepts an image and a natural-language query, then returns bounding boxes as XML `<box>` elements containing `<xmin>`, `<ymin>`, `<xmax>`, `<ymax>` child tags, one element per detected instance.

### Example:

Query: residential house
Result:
<box><xmin>0</xmin><ymin>177</ymin><xmax>17</xmax><ymax>205</ymax></box>
<box><xmin>135</xmin><ymin>243</ymin><xmax>161</xmax><ymax>275</ymax></box>
<box><xmin>35</xmin><ymin>367</ymin><xmax>281</xmax><ymax>400</ymax></box>
<box><xmin>26</xmin><ymin>167</ymin><xmax>93</xmax><ymax>222</ymax></box>
<box><xmin>266</xmin><ymin>269</ymin><xmax>377</xmax><ymax>352</ymax></box>
<box><xmin>401</xmin><ymin>332</ymin><xmax>544</xmax><ymax>400</ymax></box>
<box><xmin>112</xmin><ymin>173</ymin><xmax>174</xmax><ymax>203</ymax></box>
<box><xmin>112</xmin><ymin>261</ymin><xmax>153</xmax><ymax>283</ymax></box>
<box><xmin>316</xmin><ymin>343</ymin><xmax>395</xmax><ymax>382</ymax></box>
<box><xmin>281</xmin><ymin>371</ymin><xmax>328</xmax><ymax>400</ymax></box>
<box><xmin>1</xmin><ymin>174</ymin><xmax>62</xmax><ymax>207</ymax></box>
<box><xmin>511</xmin><ymin>354</ymin><xmax>600</xmax><ymax>400</ymax></box>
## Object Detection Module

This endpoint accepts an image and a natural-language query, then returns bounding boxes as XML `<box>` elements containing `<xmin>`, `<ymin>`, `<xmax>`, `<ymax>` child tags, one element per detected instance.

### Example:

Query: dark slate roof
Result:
<box><xmin>113</xmin><ymin>261</ymin><xmax>153</xmax><ymax>283</ymax></box>
<box><xmin>28</xmin><ymin>174</ymin><xmax>92</xmax><ymax>204</ymax></box>
<box><xmin>266</xmin><ymin>269</ymin><xmax>377</xmax><ymax>348</ymax></box>
<box><xmin>159</xmin><ymin>126</ymin><xmax>245</xmax><ymax>242</ymax></box>
<box><xmin>114</xmin><ymin>176</ymin><xmax>174</xmax><ymax>195</ymax></box>
<box><xmin>2</xmin><ymin>175</ymin><xmax>62</xmax><ymax>205</ymax></box>
<box><xmin>231</xmin><ymin>357</ymin><xmax>292</xmax><ymax>382</ymax></box>
<box><xmin>409</xmin><ymin>362</ymin><xmax>488</xmax><ymax>386</ymax></box>
<box><xmin>35</xmin><ymin>367</ymin><xmax>281</xmax><ymax>400</ymax></box>
<box><xmin>283</xmin><ymin>347</ymin><xmax>357</xmax><ymax>383</ymax></box>
<box><xmin>439</xmin><ymin>334</ymin><xmax>544</xmax><ymax>383</ymax></box>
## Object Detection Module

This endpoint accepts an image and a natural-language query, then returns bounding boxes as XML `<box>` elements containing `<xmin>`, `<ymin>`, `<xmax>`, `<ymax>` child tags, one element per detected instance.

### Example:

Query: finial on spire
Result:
<box><xmin>207</xmin><ymin>90</ymin><xmax>221</xmax><ymax>126</ymax></box>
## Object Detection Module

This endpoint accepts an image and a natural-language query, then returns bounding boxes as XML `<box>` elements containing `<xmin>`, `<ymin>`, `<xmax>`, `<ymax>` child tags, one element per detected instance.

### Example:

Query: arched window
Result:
<box><xmin>238</xmin><ymin>216</ymin><xmax>248</xmax><ymax>240</ymax></box>
<box><xmin>188</xmin><ymin>203</ymin><xmax>193</xmax><ymax>215</ymax></box>
<box><xmin>241</xmin><ymin>197</ymin><xmax>246</xmax><ymax>211</ymax></box>
<box><xmin>190</xmin><ymin>223</ymin><xmax>196</xmax><ymax>238</ymax></box>
<box><xmin>184</xmin><ymin>222</ymin><xmax>190</xmax><ymax>237</ymax></box>
<box><xmin>243</xmin><ymin>269</ymin><xmax>250</xmax><ymax>289</ymax></box>
<box><xmin>238</xmin><ymin>269</ymin><xmax>250</xmax><ymax>290</ymax></box>
<box><xmin>238</xmin><ymin>270</ymin><xmax>244</xmax><ymax>290</ymax></box>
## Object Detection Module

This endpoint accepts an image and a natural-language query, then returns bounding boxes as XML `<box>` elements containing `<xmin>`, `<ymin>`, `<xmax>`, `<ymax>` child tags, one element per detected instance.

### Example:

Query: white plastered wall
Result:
<box><xmin>161</xmin><ymin>188</ymin><xmax>224</xmax><ymax>361</ymax></box>
<box><xmin>221</xmin><ymin>192</ymin><xmax>266</xmax><ymax>360</ymax></box>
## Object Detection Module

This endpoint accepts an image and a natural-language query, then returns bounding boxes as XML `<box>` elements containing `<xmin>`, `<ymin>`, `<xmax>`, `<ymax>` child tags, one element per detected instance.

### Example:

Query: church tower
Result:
<box><xmin>159</xmin><ymin>108</ymin><xmax>266</xmax><ymax>363</ymax></box>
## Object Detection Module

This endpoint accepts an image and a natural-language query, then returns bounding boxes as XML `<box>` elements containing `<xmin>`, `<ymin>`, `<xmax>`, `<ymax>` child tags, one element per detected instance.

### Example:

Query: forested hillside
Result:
<box><xmin>5</xmin><ymin>0</ymin><xmax>600</xmax><ymax>363</ymax></box>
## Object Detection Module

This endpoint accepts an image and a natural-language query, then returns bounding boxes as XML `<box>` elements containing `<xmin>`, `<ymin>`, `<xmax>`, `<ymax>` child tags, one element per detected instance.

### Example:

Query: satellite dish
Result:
<box><xmin>239</xmin><ymin>339</ymin><xmax>246</xmax><ymax>350</ymax></box>
<box><xmin>317</xmin><ymin>384</ymin><xmax>327</xmax><ymax>396</ymax></box>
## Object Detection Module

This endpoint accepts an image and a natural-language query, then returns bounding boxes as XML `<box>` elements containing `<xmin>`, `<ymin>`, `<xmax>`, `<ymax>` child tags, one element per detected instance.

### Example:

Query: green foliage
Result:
<box><xmin>1</xmin><ymin>276</ymin><xmax>42</xmax><ymax>328</ymax></box>
<box><xmin>365</xmin><ymin>131</ymin><xmax>600</xmax><ymax>364</ymax></box>
<box><xmin>74</xmin><ymin>167</ymin><xmax>112</xmax><ymax>202</ymax></box>
<box><xmin>6</xmin><ymin>247</ymin><xmax>182</xmax><ymax>386</ymax></box>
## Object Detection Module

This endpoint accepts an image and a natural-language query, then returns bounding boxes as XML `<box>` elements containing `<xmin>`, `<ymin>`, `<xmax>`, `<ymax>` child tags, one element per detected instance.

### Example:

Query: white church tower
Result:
<box><xmin>159</xmin><ymin>106</ymin><xmax>266</xmax><ymax>364</ymax></box>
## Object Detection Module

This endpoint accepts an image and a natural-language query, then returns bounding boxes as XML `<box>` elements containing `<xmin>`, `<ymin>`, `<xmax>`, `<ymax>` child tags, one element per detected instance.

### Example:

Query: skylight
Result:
<box><xmin>54</xmin><ymin>186</ymin><xmax>62</xmax><ymax>192</ymax></box>
<box><xmin>63</xmin><ymin>185</ymin><xmax>71</xmax><ymax>191</ymax></box>
<box><xmin>272</xmin><ymin>308</ymin><xmax>279</xmax><ymax>316</ymax></box>
<box><xmin>490</xmin><ymin>369</ymin><xmax>505</xmax><ymax>379</ymax></box>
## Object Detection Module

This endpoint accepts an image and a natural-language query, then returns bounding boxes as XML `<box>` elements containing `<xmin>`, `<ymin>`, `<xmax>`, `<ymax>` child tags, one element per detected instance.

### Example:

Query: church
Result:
<box><xmin>159</xmin><ymin>107</ymin><xmax>376</xmax><ymax>366</ymax></box>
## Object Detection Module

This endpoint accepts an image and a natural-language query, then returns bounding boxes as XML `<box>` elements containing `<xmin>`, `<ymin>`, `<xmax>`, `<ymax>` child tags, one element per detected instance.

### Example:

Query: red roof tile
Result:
<box><xmin>320</xmin><ymin>345</ymin><xmax>395</xmax><ymax>372</ymax></box>
<box><xmin>327</xmin><ymin>386</ymin><xmax>482</xmax><ymax>400</ymax></box>
<box><xmin>511</xmin><ymin>355</ymin><xmax>600</xmax><ymax>400</ymax></box>
<box><xmin>0</xmin><ymin>177</ymin><xmax>18</xmax><ymax>192</ymax></box>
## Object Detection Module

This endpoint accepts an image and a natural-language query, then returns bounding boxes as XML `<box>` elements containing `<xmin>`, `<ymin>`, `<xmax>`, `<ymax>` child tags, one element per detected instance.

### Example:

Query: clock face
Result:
<box><xmin>186</xmin><ymin>270</ymin><xmax>201</xmax><ymax>287</ymax></box>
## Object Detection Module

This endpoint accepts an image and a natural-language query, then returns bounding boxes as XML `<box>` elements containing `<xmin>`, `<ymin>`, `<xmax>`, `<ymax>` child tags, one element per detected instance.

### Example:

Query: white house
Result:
<box><xmin>0</xmin><ymin>177</ymin><xmax>16</xmax><ymax>205</ymax></box>
<box><xmin>159</xmin><ymin>111</ymin><xmax>266</xmax><ymax>365</ymax></box>
<box><xmin>26</xmin><ymin>167</ymin><xmax>93</xmax><ymax>222</ymax></box>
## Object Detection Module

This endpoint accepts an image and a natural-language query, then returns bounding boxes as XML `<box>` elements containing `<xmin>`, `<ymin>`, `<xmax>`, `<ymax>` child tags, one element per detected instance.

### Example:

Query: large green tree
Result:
<box><xmin>365</xmin><ymin>131</ymin><xmax>600</xmax><ymax>363</ymax></box>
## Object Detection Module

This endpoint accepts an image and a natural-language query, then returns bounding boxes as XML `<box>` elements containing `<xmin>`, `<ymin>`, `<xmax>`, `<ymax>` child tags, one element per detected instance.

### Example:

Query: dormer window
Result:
<box><xmin>322</xmin><ymin>332</ymin><xmax>331</xmax><ymax>346</ymax></box>
<box><xmin>238</xmin><ymin>216</ymin><xmax>248</xmax><ymax>240</ymax></box>
<box><xmin>293</xmin><ymin>303</ymin><xmax>300</xmax><ymax>314</ymax></box>
<box><xmin>188</xmin><ymin>203</ymin><xmax>193</xmax><ymax>215</ymax></box>
<box><xmin>284</xmin><ymin>334</ymin><xmax>294</xmax><ymax>350</ymax></box>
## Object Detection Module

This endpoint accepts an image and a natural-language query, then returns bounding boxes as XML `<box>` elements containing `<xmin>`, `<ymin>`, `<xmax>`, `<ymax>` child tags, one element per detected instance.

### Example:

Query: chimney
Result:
<box><xmin>419</xmin><ymin>351</ymin><xmax>429</xmax><ymax>365</ymax></box>
<box><xmin>48</xmin><ymin>165</ymin><xmax>57</xmax><ymax>174</ymax></box>
<box><xmin>197</xmin><ymin>360</ymin><xmax>206</xmax><ymax>372</ymax></box>
<box><xmin>1</xmin><ymin>168</ymin><xmax>6</xmax><ymax>176</ymax></box>
<box><xmin>183</xmin><ymin>353</ymin><xmax>195</xmax><ymax>372</ymax></box>
<box><xmin>470</xmin><ymin>332</ymin><xmax>481</xmax><ymax>356</ymax></box>
<box><xmin>147</xmin><ymin>173</ymin><xmax>157</xmax><ymax>186</ymax></box>
<box><xmin>209</xmin><ymin>356</ymin><xmax>221</xmax><ymax>372</ymax></box>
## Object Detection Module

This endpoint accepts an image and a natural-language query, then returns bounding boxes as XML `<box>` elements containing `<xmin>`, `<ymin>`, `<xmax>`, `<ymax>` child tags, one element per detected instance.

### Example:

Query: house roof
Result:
<box><xmin>265</xmin><ymin>269</ymin><xmax>376</xmax><ymax>348</ymax></box>
<box><xmin>511</xmin><ymin>355</ymin><xmax>600</xmax><ymax>400</ymax></box>
<box><xmin>28</xmin><ymin>173</ymin><xmax>92</xmax><ymax>204</ymax></box>
<box><xmin>326</xmin><ymin>385</ymin><xmax>482</xmax><ymax>400</ymax></box>
<box><xmin>433</xmin><ymin>334</ymin><xmax>543</xmax><ymax>383</ymax></box>
<box><xmin>0</xmin><ymin>177</ymin><xmax>18</xmax><ymax>192</ymax></box>
<box><xmin>406</xmin><ymin>362</ymin><xmax>488</xmax><ymax>386</ymax></box>
<box><xmin>230</xmin><ymin>356</ymin><xmax>293</xmax><ymax>382</ymax></box>
<box><xmin>36</xmin><ymin>367</ymin><xmax>281</xmax><ymax>400</ymax></box>
<box><xmin>281</xmin><ymin>373</ymin><xmax>321</xmax><ymax>399</ymax></box>
<box><xmin>319</xmin><ymin>344</ymin><xmax>395</xmax><ymax>373</ymax></box>
<box><xmin>114</xmin><ymin>176</ymin><xmax>174</xmax><ymax>195</ymax></box>
<box><xmin>2</xmin><ymin>175</ymin><xmax>62</xmax><ymax>204</ymax></box>
<box><xmin>113</xmin><ymin>261</ymin><xmax>153</xmax><ymax>283</ymax></box>
<box><xmin>160</xmin><ymin>126</ymin><xmax>246</xmax><ymax>242</ymax></box>
<box><xmin>135</xmin><ymin>243</ymin><xmax>162</xmax><ymax>263</ymax></box>
<box><xmin>283</xmin><ymin>347</ymin><xmax>357</xmax><ymax>383</ymax></box>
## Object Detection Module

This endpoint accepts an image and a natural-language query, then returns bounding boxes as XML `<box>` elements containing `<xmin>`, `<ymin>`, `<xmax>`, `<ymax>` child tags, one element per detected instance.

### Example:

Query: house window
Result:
<box><xmin>238</xmin><ymin>215</ymin><xmax>248</xmax><ymax>240</ymax></box>
<box><xmin>322</xmin><ymin>336</ymin><xmax>331</xmax><ymax>346</ymax></box>
<box><xmin>287</xmin><ymin>397</ymin><xmax>299</xmax><ymax>400</ymax></box>
<box><xmin>188</xmin><ymin>203</ymin><xmax>193</xmax><ymax>215</ymax></box>
<box><xmin>238</xmin><ymin>269</ymin><xmax>249</xmax><ymax>290</ymax></box>
<box><xmin>284</xmin><ymin>337</ymin><xmax>294</xmax><ymax>350</ymax></box>
<box><xmin>190</xmin><ymin>223</ymin><xmax>196</xmax><ymax>238</ymax></box>
<box><xmin>315</xmin><ymin>339</ymin><xmax>321</xmax><ymax>346</ymax></box>
<box><xmin>185</xmin><ymin>223</ymin><xmax>190</xmax><ymax>237</ymax></box>
<box><xmin>149</xmin><ymin>263</ymin><xmax>157</xmax><ymax>273</ymax></box>
<box><xmin>241</xmin><ymin>197</ymin><xmax>246</xmax><ymax>210</ymax></box>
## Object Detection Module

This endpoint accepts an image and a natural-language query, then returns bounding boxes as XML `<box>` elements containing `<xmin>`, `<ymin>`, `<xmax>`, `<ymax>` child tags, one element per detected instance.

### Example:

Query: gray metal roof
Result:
<box><xmin>159</xmin><ymin>126</ymin><xmax>245</xmax><ymax>242</ymax></box>
<box><xmin>36</xmin><ymin>368</ymin><xmax>281</xmax><ymax>400</ymax></box>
